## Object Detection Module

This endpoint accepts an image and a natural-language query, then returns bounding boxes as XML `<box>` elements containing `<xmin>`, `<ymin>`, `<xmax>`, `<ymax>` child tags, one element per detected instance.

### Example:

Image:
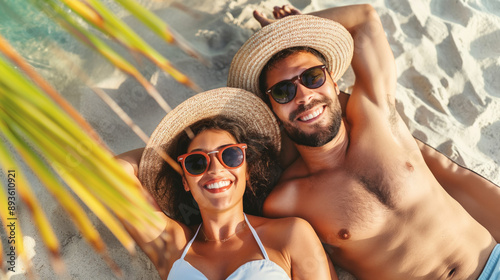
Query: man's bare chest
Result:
<box><xmin>297</xmin><ymin>159</ymin><xmax>423</xmax><ymax>245</ymax></box>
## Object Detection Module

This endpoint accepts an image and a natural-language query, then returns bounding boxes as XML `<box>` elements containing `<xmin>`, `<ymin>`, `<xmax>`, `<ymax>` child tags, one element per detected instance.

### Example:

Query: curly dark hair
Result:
<box><xmin>259</xmin><ymin>46</ymin><xmax>327</xmax><ymax>107</ymax></box>
<box><xmin>154</xmin><ymin>116</ymin><xmax>281</xmax><ymax>226</ymax></box>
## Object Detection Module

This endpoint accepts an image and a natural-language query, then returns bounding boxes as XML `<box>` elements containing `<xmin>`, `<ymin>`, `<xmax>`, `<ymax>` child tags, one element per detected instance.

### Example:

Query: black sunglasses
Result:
<box><xmin>266</xmin><ymin>65</ymin><xmax>328</xmax><ymax>104</ymax></box>
<box><xmin>177</xmin><ymin>144</ymin><xmax>247</xmax><ymax>176</ymax></box>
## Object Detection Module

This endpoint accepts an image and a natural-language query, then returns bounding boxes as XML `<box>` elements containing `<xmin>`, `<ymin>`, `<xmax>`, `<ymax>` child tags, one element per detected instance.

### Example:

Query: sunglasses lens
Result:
<box><xmin>302</xmin><ymin>66</ymin><xmax>326</xmax><ymax>89</ymax></box>
<box><xmin>221</xmin><ymin>146</ymin><xmax>244</xmax><ymax>168</ymax></box>
<box><xmin>271</xmin><ymin>81</ymin><xmax>296</xmax><ymax>104</ymax></box>
<box><xmin>184</xmin><ymin>154</ymin><xmax>207</xmax><ymax>175</ymax></box>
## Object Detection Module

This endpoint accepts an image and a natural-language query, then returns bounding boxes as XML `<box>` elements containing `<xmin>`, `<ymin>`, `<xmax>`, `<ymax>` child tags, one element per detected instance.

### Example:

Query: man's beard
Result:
<box><xmin>282</xmin><ymin>97</ymin><xmax>342</xmax><ymax>147</ymax></box>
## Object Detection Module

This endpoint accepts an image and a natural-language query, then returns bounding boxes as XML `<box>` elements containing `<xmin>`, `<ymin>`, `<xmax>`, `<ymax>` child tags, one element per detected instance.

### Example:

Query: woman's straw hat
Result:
<box><xmin>138</xmin><ymin>87</ymin><xmax>280</xmax><ymax>210</ymax></box>
<box><xmin>228</xmin><ymin>15</ymin><xmax>353</xmax><ymax>100</ymax></box>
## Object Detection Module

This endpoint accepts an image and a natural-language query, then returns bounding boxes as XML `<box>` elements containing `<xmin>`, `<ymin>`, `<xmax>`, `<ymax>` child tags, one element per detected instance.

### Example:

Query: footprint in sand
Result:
<box><xmin>384</xmin><ymin>0</ymin><xmax>412</xmax><ymax>17</ymax></box>
<box><xmin>422</xmin><ymin>16</ymin><xmax>449</xmax><ymax>44</ymax></box>
<box><xmin>448</xmin><ymin>81</ymin><xmax>486</xmax><ymax>126</ymax></box>
<box><xmin>401</xmin><ymin>16</ymin><xmax>425</xmax><ymax>40</ymax></box>
<box><xmin>478</xmin><ymin>121</ymin><xmax>500</xmax><ymax>165</ymax></box>
<box><xmin>414</xmin><ymin>105</ymin><xmax>449</xmax><ymax>132</ymax></box>
<box><xmin>483</xmin><ymin>64</ymin><xmax>500</xmax><ymax>97</ymax></box>
<box><xmin>483</xmin><ymin>0</ymin><xmax>500</xmax><ymax>15</ymax></box>
<box><xmin>436</xmin><ymin>35</ymin><xmax>463</xmax><ymax>77</ymax></box>
<box><xmin>470</xmin><ymin>29</ymin><xmax>500</xmax><ymax>60</ymax></box>
<box><xmin>437</xmin><ymin>140</ymin><xmax>466</xmax><ymax>166</ymax></box>
<box><xmin>430</xmin><ymin>0</ymin><xmax>473</xmax><ymax>26</ymax></box>
<box><xmin>399</xmin><ymin>67</ymin><xmax>448</xmax><ymax>114</ymax></box>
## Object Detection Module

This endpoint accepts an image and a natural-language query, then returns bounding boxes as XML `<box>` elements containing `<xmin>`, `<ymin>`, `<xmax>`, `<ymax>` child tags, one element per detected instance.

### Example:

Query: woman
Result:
<box><xmin>118</xmin><ymin>87</ymin><xmax>335</xmax><ymax>279</ymax></box>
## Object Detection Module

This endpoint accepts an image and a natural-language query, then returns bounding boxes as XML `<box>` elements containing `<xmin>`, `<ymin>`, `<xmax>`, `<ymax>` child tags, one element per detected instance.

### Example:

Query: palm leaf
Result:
<box><xmin>0</xmin><ymin>0</ymin><xmax>201</xmax><ymax>277</ymax></box>
<box><xmin>56</xmin><ymin>0</ymin><xmax>202</xmax><ymax>91</ymax></box>
<box><xmin>113</xmin><ymin>0</ymin><xmax>209</xmax><ymax>65</ymax></box>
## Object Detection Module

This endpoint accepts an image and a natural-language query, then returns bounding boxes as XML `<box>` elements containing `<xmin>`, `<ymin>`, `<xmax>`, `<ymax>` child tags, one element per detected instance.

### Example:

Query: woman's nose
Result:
<box><xmin>206</xmin><ymin>152</ymin><xmax>225</xmax><ymax>174</ymax></box>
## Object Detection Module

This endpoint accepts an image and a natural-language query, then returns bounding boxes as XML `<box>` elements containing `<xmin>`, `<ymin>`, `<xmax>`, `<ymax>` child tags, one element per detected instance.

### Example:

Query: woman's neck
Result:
<box><xmin>198</xmin><ymin>206</ymin><xmax>246</xmax><ymax>243</ymax></box>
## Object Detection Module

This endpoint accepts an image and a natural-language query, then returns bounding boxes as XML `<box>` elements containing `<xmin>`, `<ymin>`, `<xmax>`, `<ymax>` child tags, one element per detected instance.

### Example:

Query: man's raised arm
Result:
<box><xmin>309</xmin><ymin>4</ymin><xmax>397</xmax><ymax>106</ymax></box>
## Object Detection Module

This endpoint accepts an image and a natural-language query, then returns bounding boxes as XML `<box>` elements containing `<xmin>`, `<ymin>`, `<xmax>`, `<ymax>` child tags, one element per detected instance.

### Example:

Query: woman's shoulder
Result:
<box><xmin>249</xmin><ymin>214</ymin><xmax>312</xmax><ymax>226</ymax></box>
<box><xmin>246</xmin><ymin>215</ymin><xmax>316</xmax><ymax>244</ymax></box>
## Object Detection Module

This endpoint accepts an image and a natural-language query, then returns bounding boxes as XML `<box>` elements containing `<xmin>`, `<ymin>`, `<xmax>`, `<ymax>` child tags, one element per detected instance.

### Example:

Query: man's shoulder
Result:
<box><xmin>266</xmin><ymin>177</ymin><xmax>299</xmax><ymax>203</ymax></box>
<box><xmin>271</xmin><ymin>161</ymin><xmax>310</xmax><ymax>197</ymax></box>
<box><xmin>263</xmin><ymin>165</ymin><xmax>310</xmax><ymax>218</ymax></box>
<box><xmin>279</xmin><ymin>156</ymin><xmax>309</xmax><ymax>181</ymax></box>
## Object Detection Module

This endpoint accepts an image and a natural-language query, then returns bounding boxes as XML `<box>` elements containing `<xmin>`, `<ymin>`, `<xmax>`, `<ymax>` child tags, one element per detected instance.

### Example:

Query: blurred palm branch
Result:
<box><xmin>0</xmin><ymin>0</ymin><xmax>204</xmax><ymax>277</ymax></box>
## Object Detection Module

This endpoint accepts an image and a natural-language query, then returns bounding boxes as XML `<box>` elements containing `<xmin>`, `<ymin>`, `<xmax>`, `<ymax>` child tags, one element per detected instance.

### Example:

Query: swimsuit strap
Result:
<box><xmin>244</xmin><ymin>213</ymin><xmax>270</xmax><ymax>260</ymax></box>
<box><xmin>180</xmin><ymin>224</ymin><xmax>202</xmax><ymax>260</ymax></box>
<box><xmin>180</xmin><ymin>215</ymin><xmax>269</xmax><ymax>260</ymax></box>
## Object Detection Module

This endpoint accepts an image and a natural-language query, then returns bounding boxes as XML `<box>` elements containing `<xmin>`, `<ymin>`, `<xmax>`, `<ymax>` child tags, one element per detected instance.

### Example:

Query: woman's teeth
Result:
<box><xmin>205</xmin><ymin>180</ymin><xmax>231</xmax><ymax>189</ymax></box>
<box><xmin>300</xmin><ymin>106</ymin><xmax>324</xmax><ymax>121</ymax></box>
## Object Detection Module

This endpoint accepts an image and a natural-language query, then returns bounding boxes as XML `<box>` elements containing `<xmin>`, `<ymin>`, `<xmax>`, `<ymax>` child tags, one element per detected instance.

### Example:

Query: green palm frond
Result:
<box><xmin>0</xmin><ymin>0</ymin><xmax>203</xmax><ymax>277</ymax></box>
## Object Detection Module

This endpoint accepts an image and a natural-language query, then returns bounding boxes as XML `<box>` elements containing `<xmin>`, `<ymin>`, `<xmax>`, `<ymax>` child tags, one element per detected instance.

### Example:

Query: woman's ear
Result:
<box><xmin>182</xmin><ymin>176</ymin><xmax>190</xmax><ymax>192</ymax></box>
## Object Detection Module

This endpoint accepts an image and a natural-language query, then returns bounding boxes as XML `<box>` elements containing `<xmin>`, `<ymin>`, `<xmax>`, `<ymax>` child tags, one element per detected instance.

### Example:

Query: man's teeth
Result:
<box><xmin>300</xmin><ymin>107</ymin><xmax>324</xmax><ymax>121</ymax></box>
<box><xmin>205</xmin><ymin>180</ymin><xmax>231</xmax><ymax>189</ymax></box>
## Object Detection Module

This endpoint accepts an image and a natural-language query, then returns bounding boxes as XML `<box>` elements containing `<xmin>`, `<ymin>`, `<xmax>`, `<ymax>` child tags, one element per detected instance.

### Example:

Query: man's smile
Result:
<box><xmin>298</xmin><ymin>105</ymin><xmax>325</xmax><ymax>122</ymax></box>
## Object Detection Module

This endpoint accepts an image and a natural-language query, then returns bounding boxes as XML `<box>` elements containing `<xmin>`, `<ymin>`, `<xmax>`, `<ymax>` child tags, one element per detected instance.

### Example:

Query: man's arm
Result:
<box><xmin>417</xmin><ymin>139</ymin><xmax>500</xmax><ymax>241</ymax></box>
<box><xmin>309</xmin><ymin>4</ymin><xmax>397</xmax><ymax>107</ymax></box>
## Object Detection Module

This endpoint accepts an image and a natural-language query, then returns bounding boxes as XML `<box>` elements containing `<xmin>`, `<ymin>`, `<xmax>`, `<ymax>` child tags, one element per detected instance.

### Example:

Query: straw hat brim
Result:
<box><xmin>138</xmin><ymin>87</ymin><xmax>280</xmax><ymax>213</ymax></box>
<box><xmin>228</xmin><ymin>15</ymin><xmax>353</xmax><ymax>100</ymax></box>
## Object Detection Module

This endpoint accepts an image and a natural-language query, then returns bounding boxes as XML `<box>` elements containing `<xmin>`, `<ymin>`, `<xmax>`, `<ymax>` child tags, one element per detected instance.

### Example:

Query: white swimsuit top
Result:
<box><xmin>167</xmin><ymin>214</ymin><xmax>291</xmax><ymax>280</ymax></box>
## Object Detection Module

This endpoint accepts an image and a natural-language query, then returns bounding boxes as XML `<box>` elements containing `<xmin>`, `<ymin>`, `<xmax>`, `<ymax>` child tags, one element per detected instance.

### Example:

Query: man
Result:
<box><xmin>227</xmin><ymin>4</ymin><xmax>500</xmax><ymax>280</ymax></box>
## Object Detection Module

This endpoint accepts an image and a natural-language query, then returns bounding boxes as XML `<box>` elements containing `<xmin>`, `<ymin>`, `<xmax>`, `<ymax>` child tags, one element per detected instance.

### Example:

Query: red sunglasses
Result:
<box><xmin>177</xmin><ymin>144</ymin><xmax>247</xmax><ymax>176</ymax></box>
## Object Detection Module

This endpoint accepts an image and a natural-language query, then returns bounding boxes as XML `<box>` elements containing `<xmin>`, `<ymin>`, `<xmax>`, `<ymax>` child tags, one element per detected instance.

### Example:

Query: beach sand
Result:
<box><xmin>3</xmin><ymin>0</ymin><xmax>499</xmax><ymax>279</ymax></box>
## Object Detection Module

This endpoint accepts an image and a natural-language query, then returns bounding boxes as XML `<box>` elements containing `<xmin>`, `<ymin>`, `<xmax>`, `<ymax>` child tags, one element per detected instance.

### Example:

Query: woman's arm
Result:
<box><xmin>115</xmin><ymin>147</ymin><xmax>164</xmax><ymax>222</ymax></box>
<box><xmin>115</xmin><ymin>147</ymin><xmax>144</xmax><ymax>176</ymax></box>
<box><xmin>287</xmin><ymin>218</ymin><xmax>337</xmax><ymax>280</ymax></box>
<box><xmin>115</xmin><ymin>149</ymin><xmax>192</xmax><ymax>277</ymax></box>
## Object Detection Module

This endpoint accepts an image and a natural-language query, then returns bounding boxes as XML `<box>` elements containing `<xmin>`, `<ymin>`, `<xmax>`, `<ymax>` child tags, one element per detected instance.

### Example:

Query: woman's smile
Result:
<box><xmin>203</xmin><ymin>179</ymin><xmax>233</xmax><ymax>193</ymax></box>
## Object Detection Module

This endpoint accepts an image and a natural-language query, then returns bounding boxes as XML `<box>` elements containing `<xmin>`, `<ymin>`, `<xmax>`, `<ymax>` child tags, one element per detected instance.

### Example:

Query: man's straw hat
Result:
<box><xmin>138</xmin><ymin>87</ymin><xmax>280</xmax><ymax>211</ymax></box>
<box><xmin>228</xmin><ymin>15</ymin><xmax>353</xmax><ymax>100</ymax></box>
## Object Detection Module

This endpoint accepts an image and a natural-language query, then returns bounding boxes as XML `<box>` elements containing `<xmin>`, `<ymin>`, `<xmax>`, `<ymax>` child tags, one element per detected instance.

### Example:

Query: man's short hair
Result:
<box><xmin>258</xmin><ymin>47</ymin><xmax>328</xmax><ymax>105</ymax></box>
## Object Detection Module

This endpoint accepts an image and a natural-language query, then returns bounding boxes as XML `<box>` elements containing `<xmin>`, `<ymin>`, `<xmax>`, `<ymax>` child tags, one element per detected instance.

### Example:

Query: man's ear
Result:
<box><xmin>182</xmin><ymin>176</ymin><xmax>190</xmax><ymax>192</ymax></box>
<box><xmin>334</xmin><ymin>82</ymin><xmax>340</xmax><ymax>95</ymax></box>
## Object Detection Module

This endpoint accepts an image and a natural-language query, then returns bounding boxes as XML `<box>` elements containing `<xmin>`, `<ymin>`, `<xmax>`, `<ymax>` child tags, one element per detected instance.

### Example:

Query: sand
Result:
<box><xmin>3</xmin><ymin>0</ymin><xmax>499</xmax><ymax>279</ymax></box>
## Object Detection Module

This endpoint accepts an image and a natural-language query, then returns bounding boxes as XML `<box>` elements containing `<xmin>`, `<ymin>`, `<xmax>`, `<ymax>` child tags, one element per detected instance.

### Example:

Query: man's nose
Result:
<box><xmin>294</xmin><ymin>82</ymin><xmax>314</xmax><ymax>104</ymax></box>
